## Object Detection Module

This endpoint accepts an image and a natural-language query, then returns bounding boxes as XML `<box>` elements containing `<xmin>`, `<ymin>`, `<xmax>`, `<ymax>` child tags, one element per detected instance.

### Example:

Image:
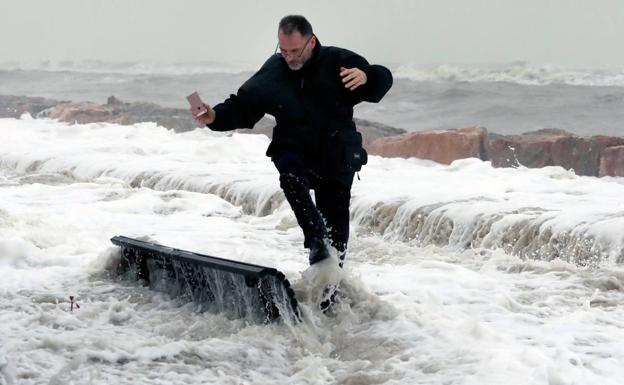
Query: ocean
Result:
<box><xmin>2</xmin><ymin>60</ymin><xmax>624</xmax><ymax>135</ymax></box>
<box><xmin>1</xmin><ymin>61</ymin><xmax>624</xmax><ymax>384</ymax></box>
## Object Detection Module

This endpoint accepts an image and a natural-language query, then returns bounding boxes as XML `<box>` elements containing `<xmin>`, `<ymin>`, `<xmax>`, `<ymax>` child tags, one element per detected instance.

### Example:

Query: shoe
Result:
<box><xmin>319</xmin><ymin>284</ymin><xmax>341</xmax><ymax>315</ymax></box>
<box><xmin>308</xmin><ymin>238</ymin><xmax>330</xmax><ymax>265</ymax></box>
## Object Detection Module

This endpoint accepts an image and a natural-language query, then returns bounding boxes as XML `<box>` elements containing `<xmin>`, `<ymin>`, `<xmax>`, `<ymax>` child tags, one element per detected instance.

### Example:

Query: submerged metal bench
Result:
<box><xmin>111</xmin><ymin>236</ymin><xmax>300</xmax><ymax>322</ymax></box>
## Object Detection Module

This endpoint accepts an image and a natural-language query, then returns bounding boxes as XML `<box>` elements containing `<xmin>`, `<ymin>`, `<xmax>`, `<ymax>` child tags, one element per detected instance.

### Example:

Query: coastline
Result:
<box><xmin>2</xmin><ymin>94</ymin><xmax>623</xmax><ymax>177</ymax></box>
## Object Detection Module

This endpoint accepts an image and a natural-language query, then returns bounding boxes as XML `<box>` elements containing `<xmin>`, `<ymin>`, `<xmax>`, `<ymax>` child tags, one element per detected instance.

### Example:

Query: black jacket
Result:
<box><xmin>208</xmin><ymin>41</ymin><xmax>393</xmax><ymax>180</ymax></box>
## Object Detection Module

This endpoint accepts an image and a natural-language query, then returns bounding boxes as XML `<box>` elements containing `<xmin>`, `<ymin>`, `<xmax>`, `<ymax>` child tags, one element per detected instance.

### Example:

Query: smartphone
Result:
<box><xmin>187</xmin><ymin>92</ymin><xmax>208</xmax><ymax>116</ymax></box>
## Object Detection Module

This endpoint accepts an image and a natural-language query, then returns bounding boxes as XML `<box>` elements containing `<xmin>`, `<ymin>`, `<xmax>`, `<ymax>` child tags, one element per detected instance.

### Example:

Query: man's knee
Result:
<box><xmin>274</xmin><ymin>151</ymin><xmax>312</xmax><ymax>194</ymax></box>
<box><xmin>272</xmin><ymin>151</ymin><xmax>306</xmax><ymax>175</ymax></box>
<box><xmin>279</xmin><ymin>172</ymin><xmax>308</xmax><ymax>193</ymax></box>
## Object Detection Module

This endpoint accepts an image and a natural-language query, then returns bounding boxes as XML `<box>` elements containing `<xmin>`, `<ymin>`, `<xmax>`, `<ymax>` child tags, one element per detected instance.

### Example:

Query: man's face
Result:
<box><xmin>277</xmin><ymin>31</ymin><xmax>316</xmax><ymax>71</ymax></box>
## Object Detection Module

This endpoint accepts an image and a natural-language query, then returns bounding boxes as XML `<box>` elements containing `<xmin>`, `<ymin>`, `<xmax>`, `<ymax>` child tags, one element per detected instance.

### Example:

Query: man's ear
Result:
<box><xmin>310</xmin><ymin>35</ymin><xmax>317</xmax><ymax>48</ymax></box>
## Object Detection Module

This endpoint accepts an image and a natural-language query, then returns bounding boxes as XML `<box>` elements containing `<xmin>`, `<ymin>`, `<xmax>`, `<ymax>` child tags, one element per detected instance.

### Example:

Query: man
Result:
<box><xmin>192</xmin><ymin>15</ymin><xmax>392</xmax><ymax>269</ymax></box>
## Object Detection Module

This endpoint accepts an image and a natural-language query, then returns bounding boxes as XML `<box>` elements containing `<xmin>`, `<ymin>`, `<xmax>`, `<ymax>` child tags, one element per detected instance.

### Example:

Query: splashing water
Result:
<box><xmin>1</xmin><ymin>117</ymin><xmax>624</xmax><ymax>384</ymax></box>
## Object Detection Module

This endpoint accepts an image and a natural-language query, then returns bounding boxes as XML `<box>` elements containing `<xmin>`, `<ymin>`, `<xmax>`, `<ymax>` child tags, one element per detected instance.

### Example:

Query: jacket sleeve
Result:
<box><xmin>339</xmin><ymin>49</ymin><xmax>393</xmax><ymax>105</ymax></box>
<box><xmin>207</xmin><ymin>80</ymin><xmax>266</xmax><ymax>132</ymax></box>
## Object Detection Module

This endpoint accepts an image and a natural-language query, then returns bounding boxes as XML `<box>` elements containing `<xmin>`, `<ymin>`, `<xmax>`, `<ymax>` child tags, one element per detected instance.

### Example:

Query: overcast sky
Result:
<box><xmin>1</xmin><ymin>0</ymin><xmax>623</xmax><ymax>68</ymax></box>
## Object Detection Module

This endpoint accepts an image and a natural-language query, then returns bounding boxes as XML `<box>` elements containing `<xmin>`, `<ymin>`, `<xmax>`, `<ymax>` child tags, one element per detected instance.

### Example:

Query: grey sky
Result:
<box><xmin>1</xmin><ymin>0</ymin><xmax>623</xmax><ymax>68</ymax></box>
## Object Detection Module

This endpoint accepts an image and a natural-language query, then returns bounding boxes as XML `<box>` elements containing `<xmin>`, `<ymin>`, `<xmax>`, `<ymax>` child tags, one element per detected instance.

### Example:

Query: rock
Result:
<box><xmin>487</xmin><ymin>129</ymin><xmax>624</xmax><ymax>176</ymax></box>
<box><xmin>599</xmin><ymin>145</ymin><xmax>624</xmax><ymax>177</ymax></box>
<box><xmin>47</xmin><ymin>102</ymin><xmax>124</xmax><ymax>124</ymax></box>
<box><xmin>234</xmin><ymin>117</ymin><xmax>275</xmax><ymax>137</ymax></box>
<box><xmin>0</xmin><ymin>95</ymin><xmax>60</xmax><ymax>118</ymax></box>
<box><xmin>367</xmin><ymin>127</ymin><xmax>488</xmax><ymax>164</ymax></box>
<box><xmin>571</xmin><ymin>135</ymin><xmax>624</xmax><ymax>176</ymax></box>
<box><xmin>3</xmin><ymin>94</ymin><xmax>407</xmax><ymax>140</ymax></box>
<box><xmin>487</xmin><ymin>129</ymin><xmax>571</xmax><ymax>169</ymax></box>
<box><xmin>106</xmin><ymin>95</ymin><xmax>123</xmax><ymax>105</ymax></box>
<box><xmin>353</xmin><ymin>118</ymin><xmax>407</xmax><ymax>146</ymax></box>
<box><xmin>5</xmin><ymin>94</ymin><xmax>624</xmax><ymax>178</ymax></box>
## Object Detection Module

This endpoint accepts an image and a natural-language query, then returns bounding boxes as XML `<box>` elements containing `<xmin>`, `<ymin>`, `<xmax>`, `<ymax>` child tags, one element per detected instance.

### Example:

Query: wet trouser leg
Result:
<box><xmin>273</xmin><ymin>151</ymin><xmax>354</xmax><ymax>266</ymax></box>
<box><xmin>314</xmin><ymin>175</ymin><xmax>352</xmax><ymax>267</ymax></box>
<box><xmin>273</xmin><ymin>152</ymin><xmax>329</xmax><ymax>263</ymax></box>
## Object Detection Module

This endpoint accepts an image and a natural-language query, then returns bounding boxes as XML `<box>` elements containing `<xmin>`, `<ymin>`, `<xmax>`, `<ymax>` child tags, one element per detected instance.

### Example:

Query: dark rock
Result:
<box><xmin>106</xmin><ymin>96</ymin><xmax>123</xmax><ymax>105</ymax></box>
<box><xmin>353</xmin><ymin>118</ymin><xmax>407</xmax><ymax>146</ymax></box>
<box><xmin>0</xmin><ymin>95</ymin><xmax>61</xmax><ymax>118</ymax></box>
<box><xmin>234</xmin><ymin>117</ymin><xmax>275</xmax><ymax>137</ymax></box>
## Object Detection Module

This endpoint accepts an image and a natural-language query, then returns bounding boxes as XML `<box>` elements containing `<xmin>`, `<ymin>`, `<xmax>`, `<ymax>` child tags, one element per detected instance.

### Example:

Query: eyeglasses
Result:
<box><xmin>274</xmin><ymin>34</ymin><xmax>315</xmax><ymax>58</ymax></box>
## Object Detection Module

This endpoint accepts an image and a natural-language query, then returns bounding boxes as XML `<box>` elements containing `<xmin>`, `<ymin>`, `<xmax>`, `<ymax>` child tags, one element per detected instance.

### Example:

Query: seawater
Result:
<box><xmin>2</xmin><ymin>61</ymin><xmax>624</xmax><ymax>136</ymax></box>
<box><xmin>0</xmin><ymin>117</ymin><xmax>623</xmax><ymax>384</ymax></box>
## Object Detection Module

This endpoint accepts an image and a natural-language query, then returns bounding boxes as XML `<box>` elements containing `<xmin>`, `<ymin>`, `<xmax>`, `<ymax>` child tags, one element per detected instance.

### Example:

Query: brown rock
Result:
<box><xmin>487</xmin><ymin>129</ymin><xmax>571</xmax><ymax>169</ymax></box>
<box><xmin>10</xmin><ymin>93</ymin><xmax>624</xmax><ymax>178</ymax></box>
<box><xmin>487</xmin><ymin>129</ymin><xmax>624</xmax><ymax>176</ymax></box>
<box><xmin>1</xmin><ymin>95</ymin><xmax>407</xmax><ymax>138</ymax></box>
<box><xmin>599</xmin><ymin>145</ymin><xmax>624</xmax><ymax>177</ymax></box>
<box><xmin>47</xmin><ymin>102</ymin><xmax>125</xmax><ymax>124</ymax></box>
<box><xmin>367</xmin><ymin>127</ymin><xmax>487</xmax><ymax>164</ymax></box>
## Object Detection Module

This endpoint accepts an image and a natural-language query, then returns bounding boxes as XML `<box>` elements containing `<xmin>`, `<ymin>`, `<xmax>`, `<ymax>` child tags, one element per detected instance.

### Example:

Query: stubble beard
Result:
<box><xmin>287</xmin><ymin>62</ymin><xmax>304</xmax><ymax>71</ymax></box>
<box><xmin>286</xmin><ymin>49</ymin><xmax>311</xmax><ymax>71</ymax></box>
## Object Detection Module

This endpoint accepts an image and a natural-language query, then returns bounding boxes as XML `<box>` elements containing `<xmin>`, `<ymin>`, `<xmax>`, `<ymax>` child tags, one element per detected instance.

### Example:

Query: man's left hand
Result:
<box><xmin>340</xmin><ymin>67</ymin><xmax>367</xmax><ymax>91</ymax></box>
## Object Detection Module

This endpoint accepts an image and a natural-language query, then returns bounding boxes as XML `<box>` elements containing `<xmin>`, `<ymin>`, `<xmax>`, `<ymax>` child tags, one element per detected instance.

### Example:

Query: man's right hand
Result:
<box><xmin>190</xmin><ymin>102</ymin><xmax>216</xmax><ymax>126</ymax></box>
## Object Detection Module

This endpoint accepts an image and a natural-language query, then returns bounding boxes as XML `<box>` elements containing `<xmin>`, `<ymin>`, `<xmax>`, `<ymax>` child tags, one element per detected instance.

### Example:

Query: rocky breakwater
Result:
<box><xmin>46</xmin><ymin>96</ymin><xmax>202</xmax><ymax>132</ymax></box>
<box><xmin>4</xmin><ymin>94</ymin><xmax>622</xmax><ymax>177</ymax></box>
<box><xmin>369</xmin><ymin>127</ymin><xmax>624</xmax><ymax>177</ymax></box>
<box><xmin>599</xmin><ymin>146</ymin><xmax>624</xmax><ymax>177</ymax></box>
<box><xmin>487</xmin><ymin>129</ymin><xmax>624</xmax><ymax>177</ymax></box>
<box><xmin>1</xmin><ymin>95</ymin><xmax>200</xmax><ymax>132</ymax></box>
<box><xmin>0</xmin><ymin>94</ymin><xmax>407</xmax><ymax>142</ymax></box>
<box><xmin>366</xmin><ymin>127</ymin><xmax>488</xmax><ymax>165</ymax></box>
<box><xmin>0</xmin><ymin>95</ymin><xmax>59</xmax><ymax>118</ymax></box>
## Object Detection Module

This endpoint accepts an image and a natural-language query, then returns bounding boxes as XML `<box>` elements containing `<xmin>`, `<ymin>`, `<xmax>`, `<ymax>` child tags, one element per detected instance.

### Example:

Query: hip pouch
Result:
<box><xmin>336</xmin><ymin>130</ymin><xmax>368</xmax><ymax>172</ymax></box>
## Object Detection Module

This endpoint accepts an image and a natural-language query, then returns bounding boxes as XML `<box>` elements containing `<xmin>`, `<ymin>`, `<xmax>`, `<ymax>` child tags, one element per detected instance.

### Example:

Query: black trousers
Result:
<box><xmin>273</xmin><ymin>151</ymin><xmax>353</xmax><ymax>263</ymax></box>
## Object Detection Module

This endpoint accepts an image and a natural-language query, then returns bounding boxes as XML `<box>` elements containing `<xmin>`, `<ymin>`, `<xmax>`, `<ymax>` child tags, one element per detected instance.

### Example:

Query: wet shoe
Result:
<box><xmin>308</xmin><ymin>239</ymin><xmax>330</xmax><ymax>265</ymax></box>
<box><xmin>319</xmin><ymin>284</ymin><xmax>341</xmax><ymax>315</ymax></box>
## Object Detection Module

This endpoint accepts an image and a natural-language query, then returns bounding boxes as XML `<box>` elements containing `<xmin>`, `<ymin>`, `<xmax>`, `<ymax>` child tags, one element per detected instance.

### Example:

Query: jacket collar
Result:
<box><xmin>303</xmin><ymin>37</ymin><xmax>321</xmax><ymax>69</ymax></box>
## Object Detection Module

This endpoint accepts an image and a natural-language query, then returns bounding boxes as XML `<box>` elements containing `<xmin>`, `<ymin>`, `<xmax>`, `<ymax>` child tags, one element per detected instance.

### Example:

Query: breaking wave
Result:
<box><xmin>394</xmin><ymin>62</ymin><xmax>624</xmax><ymax>87</ymax></box>
<box><xmin>0</xmin><ymin>59</ymin><xmax>253</xmax><ymax>75</ymax></box>
<box><xmin>1</xmin><ymin>117</ymin><xmax>623</xmax><ymax>266</ymax></box>
<box><xmin>351</xmin><ymin>200</ymin><xmax>621</xmax><ymax>266</ymax></box>
<box><xmin>5</xmin><ymin>60</ymin><xmax>624</xmax><ymax>87</ymax></box>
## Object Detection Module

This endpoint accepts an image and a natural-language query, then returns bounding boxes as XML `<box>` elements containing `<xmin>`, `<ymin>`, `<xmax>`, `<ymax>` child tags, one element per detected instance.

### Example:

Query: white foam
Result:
<box><xmin>0</xmin><ymin>60</ymin><xmax>254</xmax><ymax>75</ymax></box>
<box><xmin>1</xmin><ymin>117</ymin><xmax>624</xmax><ymax>383</ymax></box>
<box><xmin>2</xmin><ymin>117</ymin><xmax>624</xmax><ymax>264</ymax></box>
<box><xmin>6</xmin><ymin>60</ymin><xmax>624</xmax><ymax>87</ymax></box>
<box><xmin>394</xmin><ymin>62</ymin><xmax>624</xmax><ymax>87</ymax></box>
